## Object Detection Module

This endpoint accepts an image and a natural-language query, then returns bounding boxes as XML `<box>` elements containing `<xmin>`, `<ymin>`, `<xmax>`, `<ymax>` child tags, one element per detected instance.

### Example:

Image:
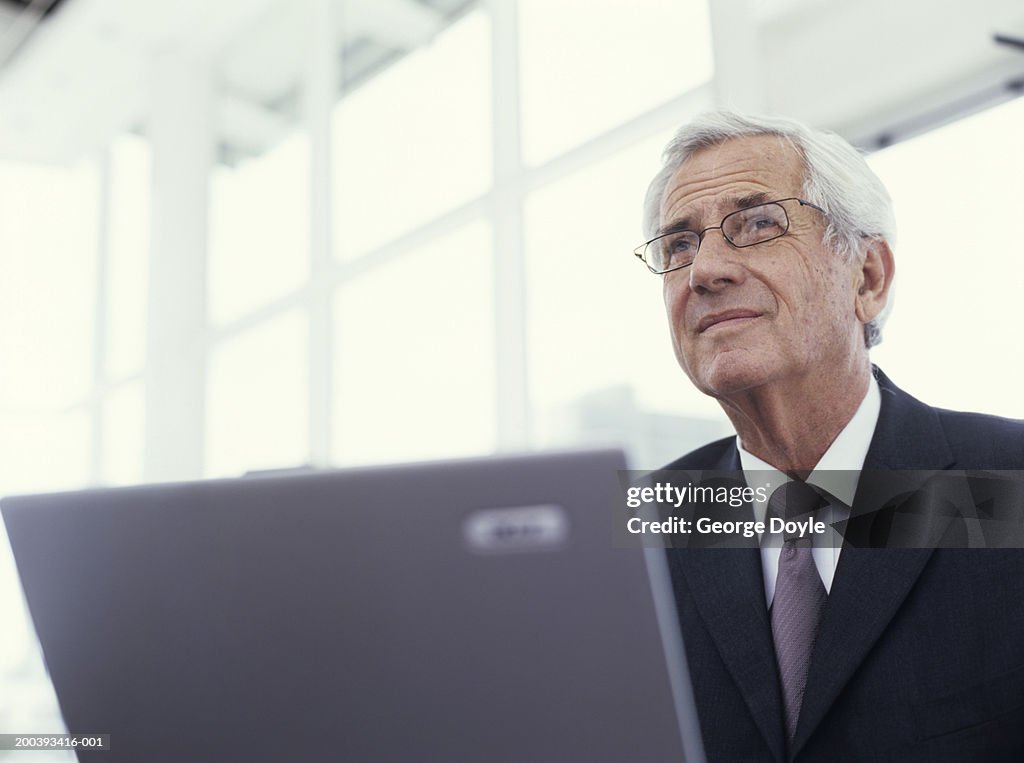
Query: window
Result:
<box><xmin>519</xmin><ymin>0</ymin><xmax>713</xmax><ymax>166</ymax></box>
<box><xmin>106</xmin><ymin>134</ymin><xmax>150</xmax><ymax>379</ymax></box>
<box><xmin>332</xmin><ymin>10</ymin><xmax>491</xmax><ymax>259</ymax></box>
<box><xmin>101</xmin><ymin>381</ymin><xmax>145</xmax><ymax>486</ymax></box>
<box><xmin>208</xmin><ymin>133</ymin><xmax>311</xmax><ymax>326</ymax></box>
<box><xmin>0</xmin><ymin>158</ymin><xmax>99</xmax><ymax>494</ymax></box>
<box><xmin>868</xmin><ymin>96</ymin><xmax>1024</xmax><ymax>417</ymax></box>
<box><xmin>332</xmin><ymin>221</ymin><xmax>495</xmax><ymax>464</ymax></box>
<box><xmin>206</xmin><ymin>311</ymin><xmax>310</xmax><ymax>477</ymax></box>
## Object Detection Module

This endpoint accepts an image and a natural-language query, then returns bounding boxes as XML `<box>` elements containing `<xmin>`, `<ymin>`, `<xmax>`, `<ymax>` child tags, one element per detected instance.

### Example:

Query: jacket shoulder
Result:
<box><xmin>934</xmin><ymin>407</ymin><xmax>1024</xmax><ymax>468</ymax></box>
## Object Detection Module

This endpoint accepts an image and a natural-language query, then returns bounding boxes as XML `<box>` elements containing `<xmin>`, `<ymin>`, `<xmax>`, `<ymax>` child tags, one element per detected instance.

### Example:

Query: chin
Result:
<box><xmin>688</xmin><ymin>351</ymin><xmax>778</xmax><ymax>399</ymax></box>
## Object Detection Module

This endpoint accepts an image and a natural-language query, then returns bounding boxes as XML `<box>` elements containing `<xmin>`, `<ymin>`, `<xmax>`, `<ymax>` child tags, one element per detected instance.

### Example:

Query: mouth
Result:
<box><xmin>697</xmin><ymin>309</ymin><xmax>763</xmax><ymax>334</ymax></box>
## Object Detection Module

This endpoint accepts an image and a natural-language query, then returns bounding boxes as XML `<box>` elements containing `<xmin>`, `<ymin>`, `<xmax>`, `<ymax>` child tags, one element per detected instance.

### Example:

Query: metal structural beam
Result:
<box><xmin>8</xmin><ymin>0</ymin><xmax>1015</xmax><ymax>167</ymax></box>
<box><xmin>351</xmin><ymin>0</ymin><xmax>445</xmax><ymax>49</ymax></box>
<box><xmin>487</xmin><ymin>0</ymin><xmax>530</xmax><ymax>451</ymax></box>
<box><xmin>758</xmin><ymin>0</ymin><xmax>1024</xmax><ymax>145</ymax></box>
<box><xmin>708</xmin><ymin>0</ymin><xmax>768</xmax><ymax>112</ymax></box>
<box><xmin>306</xmin><ymin>0</ymin><xmax>338</xmax><ymax>467</ymax></box>
<box><xmin>0</xmin><ymin>0</ymin><xmax>455</xmax><ymax>165</ymax></box>
<box><xmin>142</xmin><ymin>51</ymin><xmax>213</xmax><ymax>482</ymax></box>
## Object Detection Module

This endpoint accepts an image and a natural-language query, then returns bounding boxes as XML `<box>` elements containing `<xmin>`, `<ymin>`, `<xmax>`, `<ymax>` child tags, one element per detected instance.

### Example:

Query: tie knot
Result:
<box><xmin>768</xmin><ymin>481</ymin><xmax>826</xmax><ymax>542</ymax></box>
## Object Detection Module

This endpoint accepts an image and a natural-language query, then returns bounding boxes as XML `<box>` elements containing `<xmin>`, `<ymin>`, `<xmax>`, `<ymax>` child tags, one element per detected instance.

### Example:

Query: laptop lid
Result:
<box><xmin>2</xmin><ymin>449</ymin><xmax>705</xmax><ymax>762</ymax></box>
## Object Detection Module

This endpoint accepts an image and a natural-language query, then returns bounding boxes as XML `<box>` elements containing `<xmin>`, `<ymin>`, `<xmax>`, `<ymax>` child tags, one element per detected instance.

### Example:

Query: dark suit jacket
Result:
<box><xmin>664</xmin><ymin>369</ymin><xmax>1024</xmax><ymax>762</ymax></box>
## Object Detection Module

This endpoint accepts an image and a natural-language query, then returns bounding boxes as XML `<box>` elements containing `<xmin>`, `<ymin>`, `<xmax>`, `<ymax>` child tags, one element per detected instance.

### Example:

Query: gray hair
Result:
<box><xmin>643</xmin><ymin>110</ymin><xmax>895</xmax><ymax>348</ymax></box>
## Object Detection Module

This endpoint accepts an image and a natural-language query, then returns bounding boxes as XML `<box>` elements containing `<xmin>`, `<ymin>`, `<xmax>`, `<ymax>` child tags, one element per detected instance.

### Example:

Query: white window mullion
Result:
<box><xmin>488</xmin><ymin>0</ymin><xmax>531</xmax><ymax>451</ymax></box>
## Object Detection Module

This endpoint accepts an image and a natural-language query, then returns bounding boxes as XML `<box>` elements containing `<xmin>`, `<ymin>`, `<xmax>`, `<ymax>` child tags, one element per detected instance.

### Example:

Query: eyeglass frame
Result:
<box><xmin>634</xmin><ymin>197</ymin><xmax>827</xmax><ymax>275</ymax></box>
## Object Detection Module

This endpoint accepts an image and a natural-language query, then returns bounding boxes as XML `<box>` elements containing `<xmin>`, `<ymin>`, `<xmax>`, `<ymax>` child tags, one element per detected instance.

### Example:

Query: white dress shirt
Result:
<box><xmin>738</xmin><ymin>377</ymin><xmax>881</xmax><ymax>607</ymax></box>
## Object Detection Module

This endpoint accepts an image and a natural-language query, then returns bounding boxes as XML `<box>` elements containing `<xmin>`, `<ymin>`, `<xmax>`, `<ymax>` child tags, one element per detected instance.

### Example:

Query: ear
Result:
<box><xmin>854</xmin><ymin>238</ymin><xmax>894</xmax><ymax>324</ymax></box>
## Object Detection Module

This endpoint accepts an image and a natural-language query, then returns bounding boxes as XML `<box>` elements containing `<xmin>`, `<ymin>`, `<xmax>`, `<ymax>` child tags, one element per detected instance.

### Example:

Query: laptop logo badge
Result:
<box><xmin>463</xmin><ymin>505</ymin><xmax>569</xmax><ymax>553</ymax></box>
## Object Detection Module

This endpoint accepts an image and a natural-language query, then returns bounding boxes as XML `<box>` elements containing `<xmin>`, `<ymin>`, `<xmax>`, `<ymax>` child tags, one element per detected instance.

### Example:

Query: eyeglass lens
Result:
<box><xmin>647</xmin><ymin>202</ymin><xmax>790</xmax><ymax>273</ymax></box>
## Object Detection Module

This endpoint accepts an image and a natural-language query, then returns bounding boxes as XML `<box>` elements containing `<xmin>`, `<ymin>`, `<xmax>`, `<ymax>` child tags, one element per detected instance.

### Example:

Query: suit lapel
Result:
<box><xmin>790</xmin><ymin>370</ymin><xmax>956</xmax><ymax>756</ymax></box>
<box><xmin>669</xmin><ymin>445</ymin><xmax>788</xmax><ymax>761</ymax></box>
<box><xmin>791</xmin><ymin>547</ymin><xmax>933</xmax><ymax>753</ymax></box>
<box><xmin>674</xmin><ymin>547</ymin><xmax>786</xmax><ymax>761</ymax></box>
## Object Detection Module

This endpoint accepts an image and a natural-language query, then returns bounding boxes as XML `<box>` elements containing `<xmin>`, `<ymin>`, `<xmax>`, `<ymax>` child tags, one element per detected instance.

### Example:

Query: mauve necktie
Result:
<box><xmin>768</xmin><ymin>480</ymin><xmax>828</xmax><ymax>741</ymax></box>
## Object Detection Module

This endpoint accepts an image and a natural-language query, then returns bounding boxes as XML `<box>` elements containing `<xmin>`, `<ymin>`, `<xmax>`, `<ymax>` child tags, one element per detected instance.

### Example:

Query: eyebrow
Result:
<box><xmin>656</xmin><ymin>191</ymin><xmax>775</xmax><ymax>238</ymax></box>
<box><xmin>655</xmin><ymin>218</ymin><xmax>696</xmax><ymax>238</ymax></box>
<box><xmin>733</xmin><ymin>191</ymin><xmax>772</xmax><ymax>209</ymax></box>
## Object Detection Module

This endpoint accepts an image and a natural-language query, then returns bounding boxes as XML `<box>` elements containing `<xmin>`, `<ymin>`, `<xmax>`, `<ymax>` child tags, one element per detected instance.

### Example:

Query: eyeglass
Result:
<box><xmin>634</xmin><ymin>197</ymin><xmax>826</xmax><ymax>274</ymax></box>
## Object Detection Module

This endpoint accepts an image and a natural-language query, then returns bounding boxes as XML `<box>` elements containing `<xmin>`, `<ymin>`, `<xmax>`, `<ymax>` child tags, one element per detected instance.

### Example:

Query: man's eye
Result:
<box><xmin>750</xmin><ymin>216</ymin><xmax>780</xmax><ymax>230</ymax></box>
<box><xmin>667</xmin><ymin>236</ymin><xmax>693</xmax><ymax>253</ymax></box>
<box><xmin>733</xmin><ymin>216</ymin><xmax>784</xmax><ymax>241</ymax></box>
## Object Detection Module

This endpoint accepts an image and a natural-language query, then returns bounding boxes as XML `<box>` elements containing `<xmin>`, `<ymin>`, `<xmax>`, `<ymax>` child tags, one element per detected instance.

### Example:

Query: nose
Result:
<box><xmin>688</xmin><ymin>228</ymin><xmax>746</xmax><ymax>295</ymax></box>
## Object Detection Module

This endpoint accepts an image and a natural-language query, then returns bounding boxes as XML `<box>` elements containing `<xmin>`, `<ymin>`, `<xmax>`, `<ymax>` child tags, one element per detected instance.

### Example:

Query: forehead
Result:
<box><xmin>659</xmin><ymin>134</ymin><xmax>806</xmax><ymax>227</ymax></box>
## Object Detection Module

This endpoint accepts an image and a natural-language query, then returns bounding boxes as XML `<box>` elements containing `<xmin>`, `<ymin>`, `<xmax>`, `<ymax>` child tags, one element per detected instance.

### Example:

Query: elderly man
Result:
<box><xmin>637</xmin><ymin>112</ymin><xmax>1024</xmax><ymax>761</ymax></box>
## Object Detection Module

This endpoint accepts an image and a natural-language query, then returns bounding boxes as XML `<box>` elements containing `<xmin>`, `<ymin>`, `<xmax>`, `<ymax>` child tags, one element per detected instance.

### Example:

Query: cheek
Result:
<box><xmin>818</xmin><ymin>265</ymin><xmax>858</xmax><ymax>318</ymax></box>
<box><xmin>794</xmin><ymin>266</ymin><xmax>858</xmax><ymax>346</ymax></box>
<box><xmin>761</xmin><ymin>260</ymin><xmax>823</xmax><ymax>317</ymax></box>
<box><xmin>662</xmin><ymin>279</ymin><xmax>688</xmax><ymax>337</ymax></box>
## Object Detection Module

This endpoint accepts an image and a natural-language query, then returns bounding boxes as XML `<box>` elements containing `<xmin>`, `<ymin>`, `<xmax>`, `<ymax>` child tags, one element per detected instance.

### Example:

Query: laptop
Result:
<box><xmin>2</xmin><ymin>449</ymin><xmax>706</xmax><ymax>762</ymax></box>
